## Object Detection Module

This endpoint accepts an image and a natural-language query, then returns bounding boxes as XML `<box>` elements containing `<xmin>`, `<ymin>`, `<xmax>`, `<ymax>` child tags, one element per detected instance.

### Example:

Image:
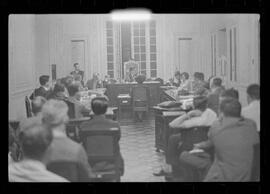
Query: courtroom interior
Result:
<box><xmin>8</xmin><ymin>13</ymin><xmax>260</xmax><ymax>182</ymax></box>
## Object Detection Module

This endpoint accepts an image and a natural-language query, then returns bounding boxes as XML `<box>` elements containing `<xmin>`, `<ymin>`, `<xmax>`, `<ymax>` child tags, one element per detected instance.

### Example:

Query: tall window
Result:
<box><xmin>106</xmin><ymin>21</ymin><xmax>114</xmax><ymax>78</ymax></box>
<box><xmin>149</xmin><ymin>20</ymin><xmax>157</xmax><ymax>78</ymax></box>
<box><xmin>133</xmin><ymin>22</ymin><xmax>146</xmax><ymax>75</ymax></box>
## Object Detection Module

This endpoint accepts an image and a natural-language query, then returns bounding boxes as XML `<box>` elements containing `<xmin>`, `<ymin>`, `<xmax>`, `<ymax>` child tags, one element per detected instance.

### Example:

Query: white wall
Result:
<box><xmin>9</xmin><ymin>15</ymin><xmax>36</xmax><ymax>120</ymax></box>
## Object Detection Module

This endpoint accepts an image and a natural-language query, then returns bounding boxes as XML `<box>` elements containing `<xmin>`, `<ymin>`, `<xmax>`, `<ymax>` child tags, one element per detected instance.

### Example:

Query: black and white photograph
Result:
<box><xmin>8</xmin><ymin>11</ymin><xmax>260</xmax><ymax>182</ymax></box>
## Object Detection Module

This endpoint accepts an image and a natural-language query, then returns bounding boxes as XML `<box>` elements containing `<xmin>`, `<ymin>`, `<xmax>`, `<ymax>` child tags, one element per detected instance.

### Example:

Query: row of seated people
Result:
<box><xmin>154</xmin><ymin>83</ymin><xmax>260</xmax><ymax>182</ymax></box>
<box><xmin>9</xmin><ymin>97</ymin><xmax>124</xmax><ymax>182</ymax></box>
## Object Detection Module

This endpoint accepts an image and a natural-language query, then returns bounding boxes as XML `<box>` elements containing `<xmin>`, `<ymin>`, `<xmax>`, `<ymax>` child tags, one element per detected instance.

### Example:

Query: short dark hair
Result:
<box><xmin>219</xmin><ymin>98</ymin><xmax>241</xmax><ymax>118</ymax></box>
<box><xmin>135</xmin><ymin>74</ymin><xmax>146</xmax><ymax>84</ymax></box>
<box><xmin>181</xmin><ymin>72</ymin><xmax>189</xmax><ymax>80</ymax></box>
<box><xmin>91</xmin><ymin>96</ymin><xmax>108</xmax><ymax>115</ymax></box>
<box><xmin>174</xmin><ymin>71</ymin><xmax>181</xmax><ymax>77</ymax></box>
<box><xmin>194</xmin><ymin>72</ymin><xmax>200</xmax><ymax>79</ymax></box>
<box><xmin>247</xmin><ymin>84</ymin><xmax>260</xmax><ymax>100</ymax></box>
<box><xmin>212</xmin><ymin>77</ymin><xmax>222</xmax><ymax>87</ymax></box>
<box><xmin>199</xmin><ymin>73</ymin><xmax>205</xmax><ymax>81</ymax></box>
<box><xmin>74</xmin><ymin>63</ymin><xmax>78</xmax><ymax>67</ymax></box>
<box><xmin>193</xmin><ymin>96</ymin><xmax>208</xmax><ymax>112</ymax></box>
<box><xmin>39</xmin><ymin>75</ymin><xmax>50</xmax><ymax>86</ymax></box>
<box><xmin>220</xmin><ymin>88</ymin><xmax>239</xmax><ymax>100</ymax></box>
<box><xmin>19</xmin><ymin>117</ymin><xmax>52</xmax><ymax>160</ymax></box>
<box><xmin>31</xmin><ymin>96</ymin><xmax>47</xmax><ymax>115</ymax></box>
<box><xmin>67</xmin><ymin>84</ymin><xmax>79</xmax><ymax>97</ymax></box>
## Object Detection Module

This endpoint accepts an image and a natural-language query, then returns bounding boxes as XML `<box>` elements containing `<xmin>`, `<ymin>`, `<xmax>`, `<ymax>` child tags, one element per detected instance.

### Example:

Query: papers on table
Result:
<box><xmin>162</xmin><ymin>111</ymin><xmax>186</xmax><ymax>117</ymax></box>
<box><xmin>117</xmin><ymin>94</ymin><xmax>131</xmax><ymax>98</ymax></box>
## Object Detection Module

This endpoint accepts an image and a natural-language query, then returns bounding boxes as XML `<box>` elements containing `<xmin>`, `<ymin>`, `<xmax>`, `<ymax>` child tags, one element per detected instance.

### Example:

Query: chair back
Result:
<box><xmin>25</xmin><ymin>96</ymin><xmax>32</xmax><ymax>118</ymax></box>
<box><xmin>47</xmin><ymin>161</ymin><xmax>89</xmax><ymax>182</ymax></box>
<box><xmin>80</xmin><ymin>128</ymin><xmax>119</xmax><ymax>163</ymax></box>
<box><xmin>132</xmin><ymin>86</ymin><xmax>148</xmax><ymax>102</ymax></box>
<box><xmin>66</xmin><ymin>117</ymin><xmax>90</xmax><ymax>142</ymax></box>
<box><xmin>64</xmin><ymin>100</ymin><xmax>76</xmax><ymax>119</ymax></box>
<box><xmin>250</xmin><ymin>143</ymin><xmax>260</xmax><ymax>181</ymax></box>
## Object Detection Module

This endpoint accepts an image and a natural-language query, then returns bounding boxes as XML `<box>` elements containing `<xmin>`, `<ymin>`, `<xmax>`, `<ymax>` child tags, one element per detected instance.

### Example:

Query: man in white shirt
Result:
<box><xmin>242</xmin><ymin>84</ymin><xmax>260</xmax><ymax>132</ymax></box>
<box><xmin>9</xmin><ymin>117</ymin><xmax>68</xmax><ymax>182</ymax></box>
<box><xmin>153</xmin><ymin>96</ymin><xmax>217</xmax><ymax>178</ymax></box>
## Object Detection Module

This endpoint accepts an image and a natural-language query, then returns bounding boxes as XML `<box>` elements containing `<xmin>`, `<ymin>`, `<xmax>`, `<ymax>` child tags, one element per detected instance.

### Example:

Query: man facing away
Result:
<box><xmin>207</xmin><ymin>77</ymin><xmax>225</xmax><ymax>114</ymax></box>
<box><xmin>80</xmin><ymin>96</ymin><xmax>124</xmax><ymax>177</ymax></box>
<box><xmin>242</xmin><ymin>84</ymin><xmax>260</xmax><ymax>132</ymax></box>
<box><xmin>30</xmin><ymin>75</ymin><xmax>52</xmax><ymax>100</ymax></box>
<box><xmin>195</xmin><ymin>98</ymin><xmax>259</xmax><ymax>181</ymax></box>
<box><xmin>8</xmin><ymin>116</ymin><xmax>68</xmax><ymax>182</ymax></box>
<box><xmin>42</xmin><ymin>99</ymin><xmax>95</xmax><ymax>182</ymax></box>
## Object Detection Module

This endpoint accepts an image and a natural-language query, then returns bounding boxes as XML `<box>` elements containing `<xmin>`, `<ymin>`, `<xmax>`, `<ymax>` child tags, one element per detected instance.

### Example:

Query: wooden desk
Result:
<box><xmin>152</xmin><ymin>106</ymin><xmax>186</xmax><ymax>152</ymax></box>
<box><xmin>105</xmin><ymin>81</ymin><xmax>161</xmax><ymax>107</ymax></box>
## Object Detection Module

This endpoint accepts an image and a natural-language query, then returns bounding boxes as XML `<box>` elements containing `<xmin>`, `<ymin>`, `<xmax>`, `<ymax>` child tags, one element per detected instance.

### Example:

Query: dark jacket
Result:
<box><xmin>204</xmin><ymin>118</ymin><xmax>259</xmax><ymax>182</ymax></box>
<box><xmin>29</xmin><ymin>86</ymin><xmax>52</xmax><ymax>100</ymax></box>
<box><xmin>71</xmin><ymin>70</ymin><xmax>84</xmax><ymax>80</ymax></box>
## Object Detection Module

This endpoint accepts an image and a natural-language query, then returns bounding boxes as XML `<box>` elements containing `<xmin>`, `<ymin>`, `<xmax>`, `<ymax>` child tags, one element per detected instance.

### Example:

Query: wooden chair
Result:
<box><xmin>131</xmin><ymin>85</ymin><xmax>150</xmax><ymax>120</ymax></box>
<box><xmin>66</xmin><ymin>117</ymin><xmax>91</xmax><ymax>143</ymax></box>
<box><xmin>25</xmin><ymin>96</ymin><xmax>32</xmax><ymax>118</ymax></box>
<box><xmin>47</xmin><ymin>161</ymin><xmax>91</xmax><ymax>182</ymax></box>
<box><xmin>79</xmin><ymin>128</ymin><xmax>121</xmax><ymax>182</ymax></box>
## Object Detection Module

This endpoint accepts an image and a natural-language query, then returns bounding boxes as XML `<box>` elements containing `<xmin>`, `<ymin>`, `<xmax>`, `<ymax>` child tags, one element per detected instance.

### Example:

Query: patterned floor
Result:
<box><xmin>118</xmin><ymin>112</ymin><xmax>166</xmax><ymax>182</ymax></box>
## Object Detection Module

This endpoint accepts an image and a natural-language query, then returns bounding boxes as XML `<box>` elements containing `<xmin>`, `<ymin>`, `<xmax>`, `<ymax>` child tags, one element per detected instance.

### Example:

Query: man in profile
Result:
<box><xmin>207</xmin><ymin>77</ymin><xmax>225</xmax><ymax>114</ymax></box>
<box><xmin>9</xmin><ymin>117</ymin><xmax>68</xmax><ymax>182</ymax></box>
<box><xmin>30</xmin><ymin>75</ymin><xmax>52</xmax><ymax>100</ymax></box>
<box><xmin>71</xmin><ymin>63</ymin><xmax>84</xmax><ymax>85</ymax></box>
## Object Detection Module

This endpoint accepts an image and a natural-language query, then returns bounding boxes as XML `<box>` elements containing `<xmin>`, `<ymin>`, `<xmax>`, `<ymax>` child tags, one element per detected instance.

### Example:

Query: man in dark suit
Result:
<box><xmin>30</xmin><ymin>75</ymin><xmax>52</xmax><ymax>100</ymax></box>
<box><xmin>80</xmin><ymin>96</ymin><xmax>124</xmax><ymax>177</ymax></box>
<box><xmin>70</xmin><ymin>63</ymin><xmax>84</xmax><ymax>84</ymax></box>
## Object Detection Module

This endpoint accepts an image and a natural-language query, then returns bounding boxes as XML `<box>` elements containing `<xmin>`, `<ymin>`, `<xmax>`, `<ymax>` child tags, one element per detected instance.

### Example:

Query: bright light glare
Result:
<box><xmin>111</xmin><ymin>9</ymin><xmax>152</xmax><ymax>21</ymax></box>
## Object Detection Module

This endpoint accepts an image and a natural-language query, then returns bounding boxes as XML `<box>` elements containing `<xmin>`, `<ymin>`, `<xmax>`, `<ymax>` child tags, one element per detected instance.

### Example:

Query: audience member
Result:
<box><xmin>172</xmin><ymin>71</ymin><xmax>181</xmax><ymax>87</ymax></box>
<box><xmin>67</xmin><ymin>84</ymin><xmax>90</xmax><ymax>118</ymax></box>
<box><xmin>178</xmin><ymin>72</ymin><xmax>191</xmax><ymax>91</ymax></box>
<box><xmin>86</xmin><ymin>73</ymin><xmax>103</xmax><ymax>90</ymax></box>
<box><xmin>154</xmin><ymin>96</ymin><xmax>217</xmax><ymax>178</ymax></box>
<box><xmin>242</xmin><ymin>84</ymin><xmax>260</xmax><ymax>132</ymax></box>
<box><xmin>80</xmin><ymin>96</ymin><xmax>124</xmax><ymax>177</ymax></box>
<box><xmin>207</xmin><ymin>77</ymin><xmax>225</xmax><ymax>114</ymax></box>
<box><xmin>48</xmin><ymin>82</ymin><xmax>68</xmax><ymax>101</ymax></box>
<box><xmin>42</xmin><ymin>99</ymin><xmax>95</xmax><ymax>181</ymax></box>
<box><xmin>29</xmin><ymin>75</ymin><xmax>52</xmax><ymax>100</ymax></box>
<box><xmin>195</xmin><ymin>98</ymin><xmax>259</xmax><ymax>181</ymax></box>
<box><xmin>191</xmin><ymin>72</ymin><xmax>208</xmax><ymax>95</ymax></box>
<box><xmin>31</xmin><ymin>96</ymin><xmax>47</xmax><ymax>116</ymax></box>
<box><xmin>219</xmin><ymin>88</ymin><xmax>239</xmax><ymax>102</ymax></box>
<box><xmin>9</xmin><ymin>116</ymin><xmax>68</xmax><ymax>182</ymax></box>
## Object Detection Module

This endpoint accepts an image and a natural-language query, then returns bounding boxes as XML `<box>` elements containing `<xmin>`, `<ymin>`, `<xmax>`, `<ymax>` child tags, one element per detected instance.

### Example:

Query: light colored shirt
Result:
<box><xmin>242</xmin><ymin>100</ymin><xmax>260</xmax><ymax>132</ymax></box>
<box><xmin>178</xmin><ymin>79</ymin><xmax>191</xmax><ymax>91</ymax></box>
<box><xmin>170</xmin><ymin>108</ymin><xmax>217</xmax><ymax>129</ymax></box>
<box><xmin>9</xmin><ymin>159</ymin><xmax>69</xmax><ymax>182</ymax></box>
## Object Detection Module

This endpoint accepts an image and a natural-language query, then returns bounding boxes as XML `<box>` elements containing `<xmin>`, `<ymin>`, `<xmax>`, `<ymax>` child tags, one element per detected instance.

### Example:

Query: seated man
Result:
<box><xmin>207</xmin><ymin>77</ymin><xmax>225</xmax><ymax>114</ymax></box>
<box><xmin>86</xmin><ymin>73</ymin><xmax>103</xmax><ymax>90</ymax></box>
<box><xmin>172</xmin><ymin>71</ymin><xmax>181</xmax><ymax>87</ymax></box>
<box><xmin>42</xmin><ymin>99</ymin><xmax>95</xmax><ymax>182</ymax></box>
<box><xmin>73</xmin><ymin>74</ymin><xmax>84</xmax><ymax>91</ymax></box>
<box><xmin>48</xmin><ymin>82</ymin><xmax>68</xmax><ymax>101</ymax></box>
<box><xmin>195</xmin><ymin>98</ymin><xmax>259</xmax><ymax>182</ymax></box>
<box><xmin>178</xmin><ymin>88</ymin><xmax>241</xmax><ymax>180</ymax></box>
<box><xmin>66</xmin><ymin>84</ymin><xmax>90</xmax><ymax>118</ymax></box>
<box><xmin>9</xmin><ymin>116</ymin><xmax>68</xmax><ymax>182</ymax></box>
<box><xmin>242</xmin><ymin>84</ymin><xmax>260</xmax><ymax>132</ymax></box>
<box><xmin>191</xmin><ymin>72</ymin><xmax>208</xmax><ymax>96</ymax></box>
<box><xmin>178</xmin><ymin>72</ymin><xmax>191</xmax><ymax>92</ymax></box>
<box><xmin>31</xmin><ymin>96</ymin><xmax>47</xmax><ymax>116</ymax></box>
<box><xmin>153</xmin><ymin>96</ymin><xmax>217</xmax><ymax>178</ymax></box>
<box><xmin>30</xmin><ymin>75</ymin><xmax>52</xmax><ymax>100</ymax></box>
<box><xmin>80</xmin><ymin>96</ymin><xmax>124</xmax><ymax>177</ymax></box>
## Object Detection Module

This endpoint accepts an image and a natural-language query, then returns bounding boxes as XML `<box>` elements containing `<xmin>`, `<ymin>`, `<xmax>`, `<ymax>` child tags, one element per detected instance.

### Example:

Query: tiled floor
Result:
<box><xmin>118</xmin><ymin>113</ymin><xmax>166</xmax><ymax>182</ymax></box>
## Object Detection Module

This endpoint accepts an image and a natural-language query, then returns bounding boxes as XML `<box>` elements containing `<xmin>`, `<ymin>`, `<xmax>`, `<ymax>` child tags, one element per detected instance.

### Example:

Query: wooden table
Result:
<box><xmin>105</xmin><ymin>81</ymin><xmax>161</xmax><ymax>107</ymax></box>
<box><xmin>152</xmin><ymin>106</ymin><xmax>187</xmax><ymax>152</ymax></box>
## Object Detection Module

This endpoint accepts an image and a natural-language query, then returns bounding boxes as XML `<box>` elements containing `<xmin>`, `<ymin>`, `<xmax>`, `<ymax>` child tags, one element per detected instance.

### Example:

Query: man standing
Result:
<box><xmin>71</xmin><ymin>63</ymin><xmax>84</xmax><ymax>85</ymax></box>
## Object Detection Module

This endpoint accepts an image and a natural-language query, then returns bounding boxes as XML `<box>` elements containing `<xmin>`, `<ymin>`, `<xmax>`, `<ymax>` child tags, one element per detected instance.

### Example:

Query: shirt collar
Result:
<box><xmin>20</xmin><ymin>159</ymin><xmax>46</xmax><ymax>170</ymax></box>
<box><xmin>52</xmin><ymin>129</ymin><xmax>67</xmax><ymax>138</ymax></box>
